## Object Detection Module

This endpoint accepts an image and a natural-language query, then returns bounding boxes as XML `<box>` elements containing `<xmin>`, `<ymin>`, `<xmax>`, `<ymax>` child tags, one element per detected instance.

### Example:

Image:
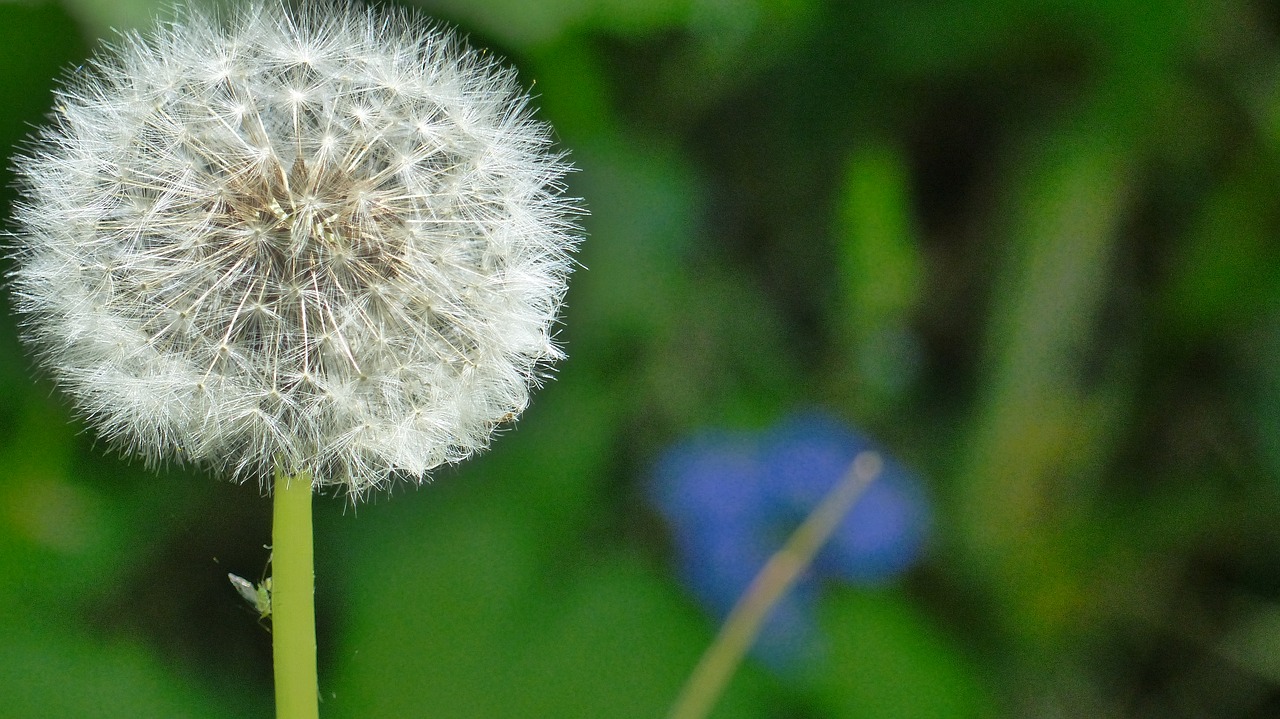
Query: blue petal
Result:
<box><xmin>818</xmin><ymin>471</ymin><xmax>931</xmax><ymax>583</ymax></box>
<box><xmin>759</xmin><ymin>411</ymin><xmax>871</xmax><ymax>510</ymax></box>
<box><xmin>650</xmin><ymin>430</ymin><xmax>767</xmax><ymax>527</ymax></box>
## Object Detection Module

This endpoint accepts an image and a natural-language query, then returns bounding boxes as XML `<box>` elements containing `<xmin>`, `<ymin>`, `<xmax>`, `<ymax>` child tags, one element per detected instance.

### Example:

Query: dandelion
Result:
<box><xmin>8</xmin><ymin>0</ymin><xmax>580</xmax><ymax>498</ymax></box>
<box><xmin>6</xmin><ymin>3</ymin><xmax>580</xmax><ymax>716</ymax></box>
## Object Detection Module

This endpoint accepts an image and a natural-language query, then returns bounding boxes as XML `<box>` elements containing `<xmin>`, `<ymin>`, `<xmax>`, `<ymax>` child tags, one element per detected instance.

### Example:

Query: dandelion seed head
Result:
<box><xmin>8</xmin><ymin>1</ymin><xmax>581</xmax><ymax>497</ymax></box>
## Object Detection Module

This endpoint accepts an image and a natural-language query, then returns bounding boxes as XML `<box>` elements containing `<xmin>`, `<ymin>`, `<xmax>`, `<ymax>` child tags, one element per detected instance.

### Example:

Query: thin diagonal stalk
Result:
<box><xmin>667</xmin><ymin>452</ymin><xmax>884</xmax><ymax>719</ymax></box>
<box><xmin>273</xmin><ymin>467</ymin><xmax>319</xmax><ymax>719</ymax></box>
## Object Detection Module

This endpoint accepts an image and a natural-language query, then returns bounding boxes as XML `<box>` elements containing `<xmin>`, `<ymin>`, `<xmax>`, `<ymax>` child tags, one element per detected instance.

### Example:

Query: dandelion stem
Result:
<box><xmin>666</xmin><ymin>451</ymin><xmax>883</xmax><ymax>719</ymax></box>
<box><xmin>272</xmin><ymin>467</ymin><xmax>319</xmax><ymax>719</ymax></box>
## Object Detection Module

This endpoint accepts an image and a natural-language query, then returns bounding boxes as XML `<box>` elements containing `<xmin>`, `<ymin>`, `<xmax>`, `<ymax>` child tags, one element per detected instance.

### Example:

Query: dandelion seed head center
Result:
<box><xmin>113</xmin><ymin>65</ymin><xmax>485</xmax><ymax>379</ymax></box>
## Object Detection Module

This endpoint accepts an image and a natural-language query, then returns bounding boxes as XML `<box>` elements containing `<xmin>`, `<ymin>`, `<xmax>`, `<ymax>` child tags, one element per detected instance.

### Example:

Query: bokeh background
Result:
<box><xmin>2</xmin><ymin>0</ymin><xmax>1279</xmax><ymax>716</ymax></box>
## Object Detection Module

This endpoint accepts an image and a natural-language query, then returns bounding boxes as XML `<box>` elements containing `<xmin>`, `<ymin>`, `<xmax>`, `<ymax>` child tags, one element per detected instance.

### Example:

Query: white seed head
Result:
<box><xmin>8</xmin><ymin>1</ymin><xmax>581</xmax><ymax>497</ymax></box>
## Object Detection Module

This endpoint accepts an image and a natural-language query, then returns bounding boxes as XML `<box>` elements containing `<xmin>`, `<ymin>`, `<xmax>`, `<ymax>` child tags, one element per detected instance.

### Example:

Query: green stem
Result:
<box><xmin>666</xmin><ymin>452</ymin><xmax>884</xmax><ymax>719</ymax></box>
<box><xmin>272</xmin><ymin>467</ymin><xmax>319</xmax><ymax>719</ymax></box>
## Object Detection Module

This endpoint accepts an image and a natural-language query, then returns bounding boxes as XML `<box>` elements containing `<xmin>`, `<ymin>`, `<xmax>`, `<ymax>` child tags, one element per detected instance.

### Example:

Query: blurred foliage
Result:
<box><xmin>2</xmin><ymin>0</ymin><xmax>1280</xmax><ymax>716</ymax></box>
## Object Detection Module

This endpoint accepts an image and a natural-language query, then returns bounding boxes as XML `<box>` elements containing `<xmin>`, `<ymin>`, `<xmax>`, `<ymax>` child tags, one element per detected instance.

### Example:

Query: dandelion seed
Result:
<box><xmin>7</xmin><ymin>1</ymin><xmax>582</xmax><ymax>497</ymax></box>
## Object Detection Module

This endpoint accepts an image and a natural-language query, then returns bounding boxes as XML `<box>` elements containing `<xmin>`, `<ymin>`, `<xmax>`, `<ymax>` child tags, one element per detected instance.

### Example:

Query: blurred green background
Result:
<box><xmin>3</xmin><ymin>0</ymin><xmax>1280</xmax><ymax>716</ymax></box>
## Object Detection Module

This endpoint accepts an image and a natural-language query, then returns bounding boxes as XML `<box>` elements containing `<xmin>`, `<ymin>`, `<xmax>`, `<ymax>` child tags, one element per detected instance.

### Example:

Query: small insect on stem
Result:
<box><xmin>228</xmin><ymin>572</ymin><xmax>273</xmax><ymax>621</ymax></box>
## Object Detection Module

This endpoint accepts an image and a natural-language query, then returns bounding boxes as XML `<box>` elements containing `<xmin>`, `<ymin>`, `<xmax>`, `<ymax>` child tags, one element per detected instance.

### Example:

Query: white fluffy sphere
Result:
<box><xmin>9</xmin><ymin>2</ymin><xmax>580</xmax><ymax>496</ymax></box>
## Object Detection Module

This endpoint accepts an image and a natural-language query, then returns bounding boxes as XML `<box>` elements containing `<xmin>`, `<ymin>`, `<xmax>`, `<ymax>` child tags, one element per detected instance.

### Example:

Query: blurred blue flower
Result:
<box><xmin>651</xmin><ymin>411</ymin><xmax>930</xmax><ymax>669</ymax></box>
